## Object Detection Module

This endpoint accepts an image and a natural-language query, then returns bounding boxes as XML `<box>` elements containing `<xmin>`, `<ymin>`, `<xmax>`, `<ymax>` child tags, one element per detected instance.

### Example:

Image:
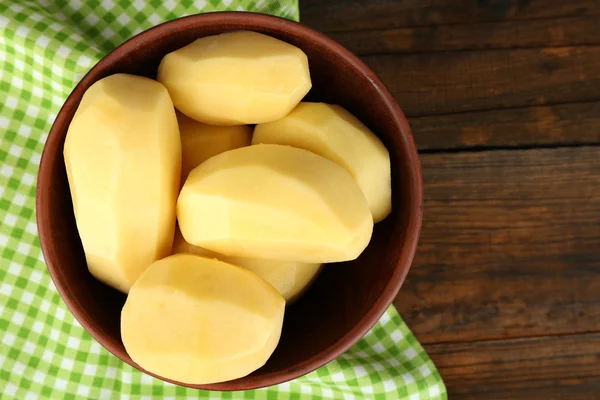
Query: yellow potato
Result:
<box><xmin>64</xmin><ymin>74</ymin><xmax>180</xmax><ymax>293</ymax></box>
<box><xmin>226</xmin><ymin>257</ymin><xmax>322</xmax><ymax>304</ymax></box>
<box><xmin>253</xmin><ymin>102</ymin><xmax>392</xmax><ymax>222</ymax></box>
<box><xmin>172</xmin><ymin>226</ymin><xmax>220</xmax><ymax>258</ymax></box>
<box><xmin>158</xmin><ymin>31</ymin><xmax>311</xmax><ymax>126</ymax></box>
<box><xmin>121</xmin><ymin>254</ymin><xmax>285</xmax><ymax>384</ymax></box>
<box><xmin>172</xmin><ymin>227</ymin><xmax>321</xmax><ymax>303</ymax></box>
<box><xmin>177</xmin><ymin>144</ymin><xmax>373</xmax><ymax>263</ymax></box>
<box><xmin>177</xmin><ymin>112</ymin><xmax>252</xmax><ymax>182</ymax></box>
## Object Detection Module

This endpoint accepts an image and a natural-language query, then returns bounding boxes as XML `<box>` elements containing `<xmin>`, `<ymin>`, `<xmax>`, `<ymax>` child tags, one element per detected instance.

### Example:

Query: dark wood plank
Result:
<box><xmin>364</xmin><ymin>46</ymin><xmax>600</xmax><ymax>116</ymax></box>
<box><xmin>394</xmin><ymin>146</ymin><xmax>600</xmax><ymax>343</ymax></box>
<box><xmin>427</xmin><ymin>333</ymin><xmax>600</xmax><ymax>399</ymax></box>
<box><xmin>411</xmin><ymin>101</ymin><xmax>600</xmax><ymax>150</ymax></box>
<box><xmin>329</xmin><ymin>16</ymin><xmax>600</xmax><ymax>56</ymax></box>
<box><xmin>301</xmin><ymin>0</ymin><xmax>600</xmax><ymax>33</ymax></box>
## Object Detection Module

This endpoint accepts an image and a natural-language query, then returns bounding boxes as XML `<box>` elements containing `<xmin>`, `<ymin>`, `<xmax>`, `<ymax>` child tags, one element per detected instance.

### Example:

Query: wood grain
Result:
<box><xmin>301</xmin><ymin>0</ymin><xmax>600</xmax><ymax>32</ymax></box>
<box><xmin>394</xmin><ymin>146</ymin><xmax>600</xmax><ymax>343</ymax></box>
<box><xmin>363</xmin><ymin>46</ymin><xmax>600</xmax><ymax>116</ymax></box>
<box><xmin>300</xmin><ymin>2</ymin><xmax>600</xmax><ymax>395</ymax></box>
<box><xmin>427</xmin><ymin>333</ymin><xmax>600</xmax><ymax>399</ymax></box>
<box><xmin>411</xmin><ymin>101</ymin><xmax>600</xmax><ymax>150</ymax></box>
<box><xmin>329</xmin><ymin>16</ymin><xmax>600</xmax><ymax>55</ymax></box>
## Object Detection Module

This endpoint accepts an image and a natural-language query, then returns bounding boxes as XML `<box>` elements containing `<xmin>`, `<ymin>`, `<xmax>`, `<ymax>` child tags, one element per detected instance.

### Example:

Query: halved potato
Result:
<box><xmin>158</xmin><ymin>31</ymin><xmax>311</xmax><ymax>125</ymax></box>
<box><xmin>64</xmin><ymin>74</ymin><xmax>180</xmax><ymax>293</ymax></box>
<box><xmin>121</xmin><ymin>254</ymin><xmax>285</xmax><ymax>384</ymax></box>
<box><xmin>177</xmin><ymin>144</ymin><xmax>373</xmax><ymax>263</ymax></box>
<box><xmin>253</xmin><ymin>102</ymin><xmax>391</xmax><ymax>222</ymax></box>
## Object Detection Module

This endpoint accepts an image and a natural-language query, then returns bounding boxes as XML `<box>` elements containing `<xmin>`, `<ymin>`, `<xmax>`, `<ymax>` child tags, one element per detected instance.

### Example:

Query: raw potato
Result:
<box><xmin>158</xmin><ymin>31</ymin><xmax>311</xmax><ymax>125</ymax></box>
<box><xmin>172</xmin><ymin>228</ymin><xmax>322</xmax><ymax>302</ymax></box>
<box><xmin>177</xmin><ymin>112</ymin><xmax>252</xmax><ymax>182</ymax></box>
<box><xmin>177</xmin><ymin>144</ymin><xmax>373</xmax><ymax>263</ymax></box>
<box><xmin>253</xmin><ymin>102</ymin><xmax>392</xmax><ymax>222</ymax></box>
<box><xmin>226</xmin><ymin>257</ymin><xmax>321</xmax><ymax>303</ymax></box>
<box><xmin>64</xmin><ymin>74</ymin><xmax>180</xmax><ymax>293</ymax></box>
<box><xmin>172</xmin><ymin>226</ymin><xmax>221</xmax><ymax>259</ymax></box>
<box><xmin>121</xmin><ymin>254</ymin><xmax>285</xmax><ymax>384</ymax></box>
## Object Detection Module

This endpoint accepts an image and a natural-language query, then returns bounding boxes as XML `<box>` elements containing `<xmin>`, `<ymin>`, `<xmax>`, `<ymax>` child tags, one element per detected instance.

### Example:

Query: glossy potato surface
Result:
<box><xmin>177</xmin><ymin>144</ymin><xmax>373</xmax><ymax>263</ymax></box>
<box><xmin>158</xmin><ymin>31</ymin><xmax>311</xmax><ymax>125</ymax></box>
<box><xmin>254</xmin><ymin>102</ymin><xmax>391</xmax><ymax>222</ymax></box>
<box><xmin>64</xmin><ymin>74</ymin><xmax>180</xmax><ymax>293</ymax></box>
<box><xmin>121</xmin><ymin>254</ymin><xmax>285</xmax><ymax>384</ymax></box>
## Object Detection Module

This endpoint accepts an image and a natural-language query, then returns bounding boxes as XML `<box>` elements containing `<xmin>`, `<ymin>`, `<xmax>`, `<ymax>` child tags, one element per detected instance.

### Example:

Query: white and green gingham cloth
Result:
<box><xmin>0</xmin><ymin>1</ymin><xmax>447</xmax><ymax>399</ymax></box>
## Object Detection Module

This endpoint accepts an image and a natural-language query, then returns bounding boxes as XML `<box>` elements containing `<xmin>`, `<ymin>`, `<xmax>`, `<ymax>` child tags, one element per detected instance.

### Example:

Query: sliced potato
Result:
<box><xmin>253</xmin><ymin>102</ymin><xmax>391</xmax><ymax>222</ymax></box>
<box><xmin>172</xmin><ymin>227</ymin><xmax>321</xmax><ymax>302</ymax></box>
<box><xmin>158</xmin><ymin>31</ymin><xmax>311</xmax><ymax>125</ymax></box>
<box><xmin>177</xmin><ymin>144</ymin><xmax>373</xmax><ymax>263</ymax></box>
<box><xmin>64</xmin><ymin>74</ymin><xmax>180</xmax><ymax>293</ymax></box>
<box><xmin>121</xmin><ymin>254</ymin><xmax>285</xmax><ymax>384</ymax></box>
<box><xmin>177</xmin><ymin>112</ymin><xmax>252</xmax><ymax>182</ymax></box>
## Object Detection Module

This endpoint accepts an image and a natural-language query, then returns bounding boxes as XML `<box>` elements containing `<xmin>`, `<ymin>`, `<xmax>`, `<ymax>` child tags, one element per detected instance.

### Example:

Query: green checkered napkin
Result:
<box><xmin>0</xmin><ymin>1</ymin><xmax>446</xmax><ymax>399</ymax></box>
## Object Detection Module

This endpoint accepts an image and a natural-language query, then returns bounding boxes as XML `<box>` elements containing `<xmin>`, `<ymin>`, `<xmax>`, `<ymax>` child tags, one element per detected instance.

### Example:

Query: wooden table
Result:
<box><xmin>301</xmin><ymin>1</ymin><xmax>600</xmax><ymax>398</ymax></box>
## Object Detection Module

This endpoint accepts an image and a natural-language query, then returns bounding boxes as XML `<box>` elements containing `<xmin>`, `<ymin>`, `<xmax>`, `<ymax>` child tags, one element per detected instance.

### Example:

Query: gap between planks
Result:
<box><xmin>419</xmin><ymin>142</ymin><xmax>600</xmax><ymax>154</ymax></box>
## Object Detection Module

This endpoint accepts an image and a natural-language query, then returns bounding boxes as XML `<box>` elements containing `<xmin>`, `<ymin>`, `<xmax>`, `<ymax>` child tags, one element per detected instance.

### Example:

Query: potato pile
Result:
<box><xmin>64</xmin><ymin>31</ymin><xmax>391</xmax><ymax>384</ymax></box>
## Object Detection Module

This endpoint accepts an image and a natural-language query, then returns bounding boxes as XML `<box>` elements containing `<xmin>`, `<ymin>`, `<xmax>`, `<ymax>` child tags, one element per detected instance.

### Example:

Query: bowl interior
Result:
<box><xmin>37</xmin><ymin>13</ymin><xmax>422</xmax><ymax>391</ymax></box>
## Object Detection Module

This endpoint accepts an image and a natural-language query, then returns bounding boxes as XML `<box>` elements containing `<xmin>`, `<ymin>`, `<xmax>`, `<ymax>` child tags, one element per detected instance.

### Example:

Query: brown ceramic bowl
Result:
<box><xmin>36</xmin><ymin>12</ymin><xmax>422</xmax><ymax>391</ymax></box>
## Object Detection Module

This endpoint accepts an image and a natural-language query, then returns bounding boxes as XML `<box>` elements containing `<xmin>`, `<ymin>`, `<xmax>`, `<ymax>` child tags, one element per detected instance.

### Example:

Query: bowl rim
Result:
<box><xmin>36</xmin><ymin>11</ymin><xmax>423</xmax><ymax>391</ymax></box>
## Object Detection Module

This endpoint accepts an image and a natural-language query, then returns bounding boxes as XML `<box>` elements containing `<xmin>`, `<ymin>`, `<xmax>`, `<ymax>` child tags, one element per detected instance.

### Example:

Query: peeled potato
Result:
<box><xmin>226</xmin><ymin>257</ymin><xmax>322</xmax><ymax>303</ymax></box>
<box><xmin>64</xmin><ymin>74</ymin><xmax>180</xmax><ymax>293</ymax></box>
<box><xmin>172</xmin><ymin>226</ymin><xmax>220</xmax><ymax>258</ymax></box>
<box><xmin>121</xmin><ymin>254</ymin><xmax>285</xmax><ymax>384</ymax></box>
<box><xmin>177</xmin><ymin>112</ymin><xmax>252</xmax><ymax>182</ymax></box>
<box><xmin>158</xmin><ymin>31</ymin><xmax>311</xmax><ymax>125</ymax></box>
<box><xmin>253</xmin><ymin>102</ymin><xmax>391</xmax><ymax>222</ymax></box>
<box><xmin>177</xmin><ymin>144</ymin><xmax>373</xmax><ymax>263</ymax></box>
<box><xmin>172</xmin><ymin>227</ymin><xmax>321</xmax><ymax>303</ymax></box>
